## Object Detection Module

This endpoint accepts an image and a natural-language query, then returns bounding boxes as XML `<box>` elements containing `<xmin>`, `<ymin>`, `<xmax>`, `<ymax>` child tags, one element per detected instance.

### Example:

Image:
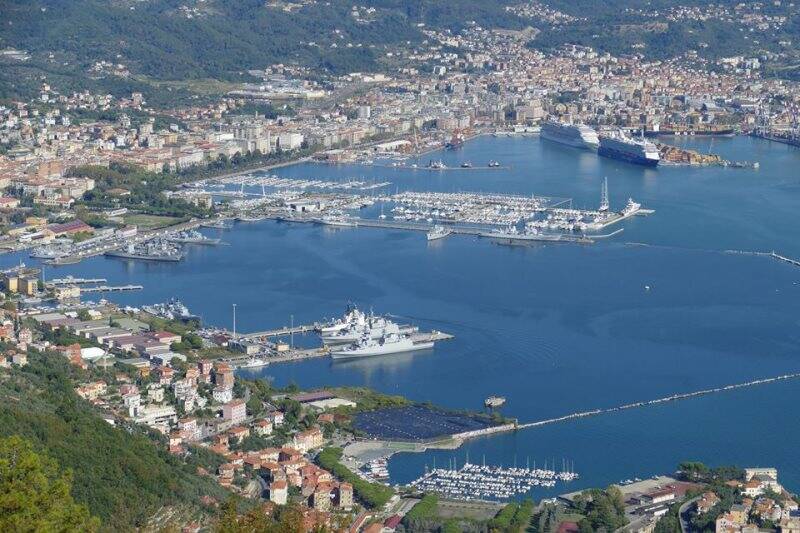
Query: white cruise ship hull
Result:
<box><xmin>541</xmin><ymin>123</ymin><xmax>600</xmax><ymax>150</ymax></box>
<box><xmin>541</xmin><ymin>131</ymin><xmax>595</xmax><ymax>149</ymax></box>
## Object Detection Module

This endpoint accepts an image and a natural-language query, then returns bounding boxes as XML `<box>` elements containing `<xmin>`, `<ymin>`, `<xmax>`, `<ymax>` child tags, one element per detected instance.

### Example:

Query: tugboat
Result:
<box><xmin>485</xmin><ymin>396</ymin><xmax>506</xmax><ymax>408</ymax></box>
<box><xmin>445</xmin><ymin>132</ymin><xmax>465</xmax><ymax>150</ymax></box>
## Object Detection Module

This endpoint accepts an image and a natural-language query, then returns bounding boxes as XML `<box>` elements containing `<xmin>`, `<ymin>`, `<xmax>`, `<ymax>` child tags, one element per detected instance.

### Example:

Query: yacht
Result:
<box><xmin>239</xmin><ymin>357</ymin><xmax>269</xmax><ymax>369</ymax></box>
<box><xmin>485</xmin><ymin>396</ymin><xmax>506</xmax><ymax>408</ymax></box>
<box><xmin>319</xmin><ymin>215</ymin><xmax>357</xmax><ymax>227</ymax></box>
<box><xmin>427</xmin><ymin>225</ymin><xmax>453</xmax><ymax>241</ymax></box>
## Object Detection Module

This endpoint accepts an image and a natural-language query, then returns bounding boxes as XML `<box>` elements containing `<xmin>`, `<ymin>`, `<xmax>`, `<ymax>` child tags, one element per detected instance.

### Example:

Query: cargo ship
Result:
<box><xmin>644</xmin><ymin>124</ymin><xmax>735</xmax><ymax>137</ymax></box>
<box><xmin>598</xmin><ymin>131</ymin><xmax>660</xmax><ymax>167</ymax></box>
<box><xmin>541</xmin><ymin>120</ymin><xmax>600</xmax><ymax>150</ymax></box>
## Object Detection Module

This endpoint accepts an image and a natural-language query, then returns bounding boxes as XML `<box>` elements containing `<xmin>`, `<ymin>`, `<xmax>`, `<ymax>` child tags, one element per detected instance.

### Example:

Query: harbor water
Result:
<box><xmin>5</xmin><ymin>135</ymin><xmax>800</xmax><ymax>499</ymax></box>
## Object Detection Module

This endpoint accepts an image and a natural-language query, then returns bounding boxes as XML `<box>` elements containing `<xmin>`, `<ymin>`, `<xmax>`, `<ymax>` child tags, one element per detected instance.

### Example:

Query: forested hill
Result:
<box><xmin>1</xmin><ymin>0</ymin><xmax>799</xmax><ymax>100</ymax></box>
<box><xmin>0</xmin><ymin>0</ymin><xmax>524</xmax><ymax>80</ymax></box>
<box><xmin>0</xmin><ymin>351</ymin><xmax>228</xmax><ymax>530</ymax></box>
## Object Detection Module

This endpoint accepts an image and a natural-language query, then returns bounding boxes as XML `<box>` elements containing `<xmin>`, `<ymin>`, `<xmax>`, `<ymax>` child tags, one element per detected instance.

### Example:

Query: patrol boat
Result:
<box><xmin>330</xmin><ymin>332</ymin><xmax>433</xmax><ymax>360</ymax></box>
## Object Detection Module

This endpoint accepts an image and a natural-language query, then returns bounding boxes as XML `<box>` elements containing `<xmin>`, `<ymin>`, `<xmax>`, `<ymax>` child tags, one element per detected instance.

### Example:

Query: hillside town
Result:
<box><xmin>2</xmin><ymin>3</ymin><xmax>800</xmax><ymax>532</ymax></box>
<box><xmin>0</xmin><ymin>287</ymin><xmax>380</xmax><ymax>530</ymax></box>
<box><xmin>2</xmin><ymin>25</ymin><xmax>799</xmax><ymax>192</ymax></box>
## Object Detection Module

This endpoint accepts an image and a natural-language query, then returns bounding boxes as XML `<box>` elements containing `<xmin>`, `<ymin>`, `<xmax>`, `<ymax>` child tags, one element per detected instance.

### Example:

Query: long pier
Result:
<box><xmin>44</xmin><ymin>218</ymin><xmax>204</xmax><ymax>266</ymax></box>
<box><xmin>365</xmin><ymin>163</ymin><xmax>510</xmax><ymax>172</ymax></box>
<box><xmin>239</xmin><ymin>324</ymin><xmax>319</xmax><ymax>340</ymax></box>
<box><xmin>48</xmin><ymin>277</ymin><xmax>107</xmax><ymax>286</ymax></box>
<box><xmin>443</xmin><ymin>371</ymin><xmax>800</xmax><ymax>446</ymax></box>
<box><xmin>80</xmin><ymin>285</ymin><xmax>143</xmax><ymax>293</ymax></box>
<box><xmin>279</xmin><ymin>216</ymin><xmax>597</xmax><ymax>244</ymax></box>
<box><xmin>770</xmin><ymin>251</ymin><xmax>800</xmax><ymax>267</ymax></box>
<box><xmin>514</xmin><ymin>372</ymin><xmax>800</xmax><ymax>431</ymax></box>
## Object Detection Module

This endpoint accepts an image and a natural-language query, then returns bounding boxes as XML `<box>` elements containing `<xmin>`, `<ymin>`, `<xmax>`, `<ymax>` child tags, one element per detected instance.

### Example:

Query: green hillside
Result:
<box><xmin>1</xmin><ymin>0</ymin><xmax>799</xmax><ymax>101</ymax></box>
<box><xmin>0</xmin><ymin>351</ymin><xmax>228</xmax><ymax>531</ymax></box>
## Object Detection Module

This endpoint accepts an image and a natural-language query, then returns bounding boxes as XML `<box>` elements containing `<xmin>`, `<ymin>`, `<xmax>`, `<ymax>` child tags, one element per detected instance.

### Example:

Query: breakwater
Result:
<box><xmin>515</xmin><ymin>372</ymin><xmax>800</xmax><ymax>431</ymax></box>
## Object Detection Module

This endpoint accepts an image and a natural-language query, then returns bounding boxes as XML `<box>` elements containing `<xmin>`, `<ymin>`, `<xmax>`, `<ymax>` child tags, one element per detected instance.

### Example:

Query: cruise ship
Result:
<box><xmin>330</xmin><ymin>332</ymin><xmax>433</xmax><ymax>360</ymax></box>
<box><xmin>598</xmin><ymin>131</ymin><xmax>660</xmax><ymax>166</ymax></box>
<box><xmin>541</xmin><ymin>120</ymin><xmax>600</xmax><ymax>150</ymax></box>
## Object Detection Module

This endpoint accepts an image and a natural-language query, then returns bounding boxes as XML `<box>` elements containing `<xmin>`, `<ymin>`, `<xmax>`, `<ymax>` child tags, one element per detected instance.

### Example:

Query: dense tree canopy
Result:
<box><xmin>0</xmin><ymin>435</ymin><xmax>100</xmax><ymax>532</ymax></box>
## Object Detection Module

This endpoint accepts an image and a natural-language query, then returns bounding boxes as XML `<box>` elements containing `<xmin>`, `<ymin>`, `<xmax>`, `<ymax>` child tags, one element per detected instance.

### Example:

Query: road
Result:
<box><xmin>679</xmin><ymin>496</ymin><xmax>700</xmax><ymax>533</ymax></box>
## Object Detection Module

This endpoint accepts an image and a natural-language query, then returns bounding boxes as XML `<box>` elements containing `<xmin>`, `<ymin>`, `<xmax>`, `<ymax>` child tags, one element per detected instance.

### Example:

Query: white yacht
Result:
<box><xmin>427</xmin><ymin>225</ymin><xmax>453</xmax><ymax>241</ymax></box>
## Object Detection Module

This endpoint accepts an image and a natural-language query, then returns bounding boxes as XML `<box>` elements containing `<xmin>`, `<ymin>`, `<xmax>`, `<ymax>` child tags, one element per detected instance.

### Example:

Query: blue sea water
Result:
<box><xmin>4</xmin><ymin>135</ymin><xmax>800</xmax><ymax>498</ymax></box>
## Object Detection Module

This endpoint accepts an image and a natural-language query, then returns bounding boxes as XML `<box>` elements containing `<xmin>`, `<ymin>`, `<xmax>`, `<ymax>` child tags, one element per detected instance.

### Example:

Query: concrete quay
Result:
<box><xmin>44</xmin><ymin>218</ymin><xmax>204</xmax><ymax>265</ymax></box>
<box><xmin>276</xmin><ymin>215</ymin><xmax>596</xmax><ymax>244</ymax></box>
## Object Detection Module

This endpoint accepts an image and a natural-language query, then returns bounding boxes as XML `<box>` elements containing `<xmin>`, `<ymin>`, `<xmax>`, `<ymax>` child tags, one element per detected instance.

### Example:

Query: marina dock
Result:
<box><xmin>365</xmin><ymin>163</ymin><xmax>510</xmax><ymax>171</ymax></box>
<box><xmin>79</xmin><ymin>284</ymin><xmax>143</xmax><ymax>293</ymax></box>
<box><xmin>280</xmin><ymin>216</ymin><xmax>597</xmax><ymax>244</ymax></box>
<box><xmin>47</xmin><ymin>277</ymin><xmax>107</xmax><ymax>286</ymax></box>
<box><xmin>227</xmin><ymin>315</ymin><xmax>455</xmax><ymax>366</ymax></box>
<box><xmin>239</xmin><ymin>324</ymin><xmax>319</xmax><ymax>340</ymax></box>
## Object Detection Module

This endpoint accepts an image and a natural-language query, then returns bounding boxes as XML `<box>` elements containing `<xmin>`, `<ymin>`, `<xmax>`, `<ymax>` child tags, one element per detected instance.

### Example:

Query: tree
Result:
<box><xmin>0</xmin><ymin>435</ymin><xmax>100</xmax><ymax>532</ymax></box>
<box><xmin>213</xmin><ymin>498</ymin><xmax>307</xmax><ymax>533</ymax></box>
<box><xmin>246</xmin><ymin>396</ymin><xmax>262</xmax><ymax>417</ymax></box>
